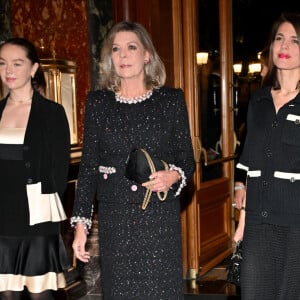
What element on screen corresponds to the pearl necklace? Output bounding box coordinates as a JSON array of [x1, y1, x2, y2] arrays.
[[115, 89, 153, 104]]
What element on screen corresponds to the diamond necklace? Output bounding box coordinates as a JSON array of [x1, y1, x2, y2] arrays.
[[115, 89, 153, 104]]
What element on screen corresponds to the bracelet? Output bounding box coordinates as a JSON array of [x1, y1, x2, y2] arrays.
[[169, 164, 187, 197], [70, 216, 92, 235], [234, 184, 245, 191]]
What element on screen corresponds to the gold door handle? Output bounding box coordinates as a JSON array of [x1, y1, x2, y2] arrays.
[[195, 137, 208, 163], [195, 136, 236, 166]]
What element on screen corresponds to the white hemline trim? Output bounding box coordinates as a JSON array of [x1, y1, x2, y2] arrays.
[[0, 272, 66, 293]]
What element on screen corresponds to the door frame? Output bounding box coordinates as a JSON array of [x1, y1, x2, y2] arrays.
[[173, 0, 235, 278]]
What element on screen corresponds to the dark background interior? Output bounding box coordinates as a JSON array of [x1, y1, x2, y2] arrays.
[[198, 0, 300, 66]]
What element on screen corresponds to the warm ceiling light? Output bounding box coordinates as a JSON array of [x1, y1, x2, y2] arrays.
[[248, 63, 261, 74], [196, 52, 209, 65], [233, 63, 242, 75]]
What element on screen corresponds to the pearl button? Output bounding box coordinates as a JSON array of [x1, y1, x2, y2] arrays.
[[131, 185, 137, 191]]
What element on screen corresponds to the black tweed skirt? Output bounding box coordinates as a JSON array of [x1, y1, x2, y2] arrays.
[[241, 223, 300, 300]]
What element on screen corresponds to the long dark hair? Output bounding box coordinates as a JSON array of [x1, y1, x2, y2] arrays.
[[0, 37, 46, 94], [259, 46, 272, 87], [265, 12, 300, 90]]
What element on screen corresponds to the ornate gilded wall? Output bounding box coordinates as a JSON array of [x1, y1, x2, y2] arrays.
[[10, 0, 89, 144], [2, 0, 113, 145]]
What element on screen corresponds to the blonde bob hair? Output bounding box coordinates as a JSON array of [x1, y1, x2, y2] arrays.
[[99, 21, 166, 91]]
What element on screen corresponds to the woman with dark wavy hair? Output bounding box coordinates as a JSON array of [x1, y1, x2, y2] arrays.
[[236, 12, 300, 299]]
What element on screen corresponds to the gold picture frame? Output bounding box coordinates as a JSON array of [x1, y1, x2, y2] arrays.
[[41, 58, 78, 147]]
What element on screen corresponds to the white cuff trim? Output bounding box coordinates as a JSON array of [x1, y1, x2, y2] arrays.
[[236, 163, 249, 171], [169, 164, 187, 197]]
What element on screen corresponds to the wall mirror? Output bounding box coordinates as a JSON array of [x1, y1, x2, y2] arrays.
[[41, 59, 79, 147]]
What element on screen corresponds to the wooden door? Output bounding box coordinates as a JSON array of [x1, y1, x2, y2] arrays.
[[178, 0, 236, 280]]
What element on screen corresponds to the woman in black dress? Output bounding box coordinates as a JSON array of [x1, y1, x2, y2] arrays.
[[71, 21, 195, 299], [236, 13, 300, 299], [0, 38, 70, 299]]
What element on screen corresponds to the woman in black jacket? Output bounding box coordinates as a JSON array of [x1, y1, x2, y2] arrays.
[[236, 13, 300, 299], [0, 38, 70, 299], [71, 21, 195, 299]]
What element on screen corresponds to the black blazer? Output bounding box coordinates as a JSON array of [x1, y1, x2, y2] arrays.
[[0, 91, 70, 198]]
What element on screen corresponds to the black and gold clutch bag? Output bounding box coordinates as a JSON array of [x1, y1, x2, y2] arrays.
[[125, 148, 168, 209]]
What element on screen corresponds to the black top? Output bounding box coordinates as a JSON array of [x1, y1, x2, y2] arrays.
[[72, 86, 196, 223], [0, 92, 70, 236], [239, 86, 300, 226], [0, 91, 70, 198]]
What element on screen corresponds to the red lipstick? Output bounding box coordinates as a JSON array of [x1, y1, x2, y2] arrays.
[[278, 53, 290, 59]]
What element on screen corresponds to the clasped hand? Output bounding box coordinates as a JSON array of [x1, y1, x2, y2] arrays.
[[142, 170, 179, 192]]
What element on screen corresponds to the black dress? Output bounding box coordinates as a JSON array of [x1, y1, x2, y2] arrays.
[[0, 128, 68, 293], [72, 87, 195, 299]]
